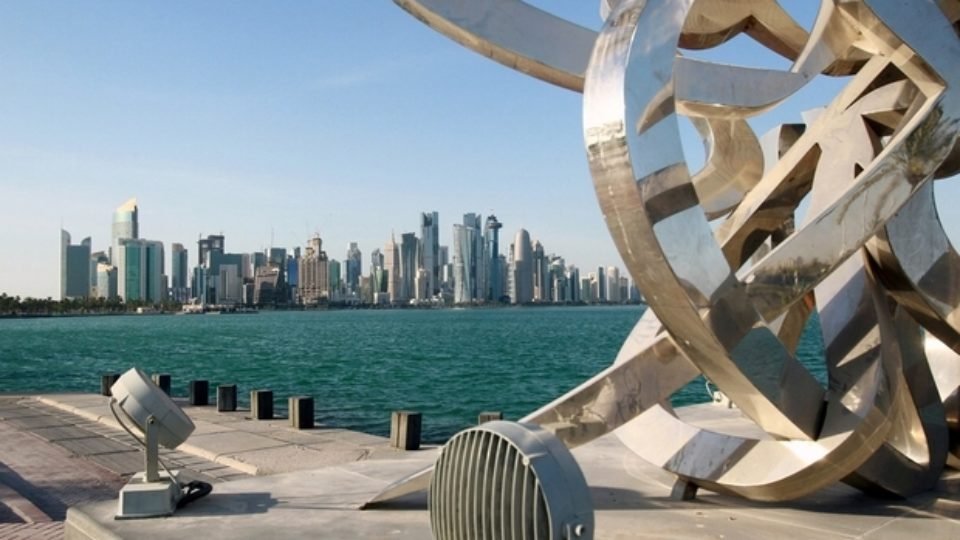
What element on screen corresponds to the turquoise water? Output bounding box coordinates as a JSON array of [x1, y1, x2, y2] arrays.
[[0, 307, 824, 443]]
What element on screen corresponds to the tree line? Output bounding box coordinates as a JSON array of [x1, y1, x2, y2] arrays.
[[0, 293, 182, 316]]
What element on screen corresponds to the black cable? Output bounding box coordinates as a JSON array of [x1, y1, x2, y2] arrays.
[[177, 480, 213, 509]]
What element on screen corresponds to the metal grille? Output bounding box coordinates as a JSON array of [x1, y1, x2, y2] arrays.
[[430, 424, 564, 540]]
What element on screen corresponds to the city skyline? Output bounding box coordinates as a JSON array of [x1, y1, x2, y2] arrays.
[[2, 2, 958, 298], [52, 198, 635, 307]]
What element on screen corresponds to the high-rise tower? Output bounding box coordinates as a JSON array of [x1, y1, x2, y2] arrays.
[[399, 233, 419, 301], [511, 229, 533, 304], [346, 242, 362, 293], [61, 230, 91, 300], [420, 211, 439, 295], [484, 215, 503, 301], [385, 234, 402, 303], [110, 198, 138, 263]]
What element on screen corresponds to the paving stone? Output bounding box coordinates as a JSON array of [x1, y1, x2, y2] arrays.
[[57, 437, 136, 456], [85, 452, 146, 476], [29, 426, 99, 442], [185, 432, 288, 456], [5, 415, 71, 429], [0, 522, 64, 540]]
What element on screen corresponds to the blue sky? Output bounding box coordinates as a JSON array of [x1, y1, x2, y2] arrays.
[[0, 2, 956, 298]]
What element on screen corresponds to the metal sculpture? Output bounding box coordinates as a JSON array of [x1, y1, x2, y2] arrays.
[[378, 0, 960, 502]]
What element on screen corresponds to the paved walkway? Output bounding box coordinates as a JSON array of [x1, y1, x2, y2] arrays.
[[0, 393, 431, 538], [3, 393, 960, 539]]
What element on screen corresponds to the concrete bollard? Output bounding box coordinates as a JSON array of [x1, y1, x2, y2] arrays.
[[217, 384, 237, 412], [288, 396, 314, 429], [151, 373, 171, 395], [100, 373, 120, 397], [390, 410, 422, 451], [188, 380, 209, 406], [250, 390, 273, 420], [478, 411, 503, 424]]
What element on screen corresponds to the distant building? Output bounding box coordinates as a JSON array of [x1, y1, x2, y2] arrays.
[[567, 265, 581, 303], [580, 277, 593, 303], [485, 215, 503, 301], [328, 259, 342, 296], [170, 243, 189, 302], [116, 238, 165, 303], [453, 214, 485, 304], [110, 198, 138, 263], [399, 232, 419, 302], [533, 241, 548, 302], [197, 235, 224, 267], [61, 230, 91, 300], [345, 242, 362, 293], [420, 212, 439, 295], [385, 235, 402, 304], [596, 266, 607, 302], [300, 235, 329, 305], [511, 229, 533, 304], [607, 266, 621, 303], [96, 263, 117, 299], [89, 251, 107, 296], [216, 264, 243, 305], [253, 266, 281, 305]]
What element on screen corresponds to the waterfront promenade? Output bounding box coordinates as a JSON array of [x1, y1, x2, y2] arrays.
[[1, 393, 958, 539]]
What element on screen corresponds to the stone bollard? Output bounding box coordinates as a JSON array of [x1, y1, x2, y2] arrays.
[[289, 396, 314, 429], [100, 373, 120, 397], [478, 411, 503, 424], [151, 373, 171, 395], [250, 390, 273, 420], [188, 380, 209, 406], [217, 384, 237, 412], [390, 410, 422, 451]]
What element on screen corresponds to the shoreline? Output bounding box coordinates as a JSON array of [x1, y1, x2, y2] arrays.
[[0, 300, 646, 320]]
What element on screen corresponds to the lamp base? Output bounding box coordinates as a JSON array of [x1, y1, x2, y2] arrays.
[[115, 470, 182, 520]]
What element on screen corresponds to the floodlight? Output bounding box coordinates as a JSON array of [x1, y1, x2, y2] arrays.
[[429, 421, 594, 540], [110, 367, 207, 519]]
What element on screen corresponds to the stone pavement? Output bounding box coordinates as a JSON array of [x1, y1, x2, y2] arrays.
[[0, 393, 432, 539], [3, 393, 960, 539], [52, 396, 960, 540]]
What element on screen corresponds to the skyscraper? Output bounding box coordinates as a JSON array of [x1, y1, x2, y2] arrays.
[[532, 240, 548, 302], [300, 235, 329, 305], [345, 242, 362, 293], [197, 235, 224, 268], [484, 215, 503, 301], [328, 259, 341, 297], [511, 229, 533, 304], [110, 198, 138, 263], [607, 266, 621, 303], [453, 213, 485, 304], [420, 211, 439, 295], [385, 235, 402, 303], [400, 232, 419, 302], [597, 266, 607, 302], [96, 263, 117, 299], [61, 230, 91, 300], [116, 239, 164, 303], [170, 243, 189, 302]]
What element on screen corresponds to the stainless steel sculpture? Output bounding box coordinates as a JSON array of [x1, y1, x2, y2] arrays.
[[380, 0, 960, 502]]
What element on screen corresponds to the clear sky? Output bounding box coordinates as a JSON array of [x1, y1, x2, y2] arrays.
[[1, 2, 957, 299]]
